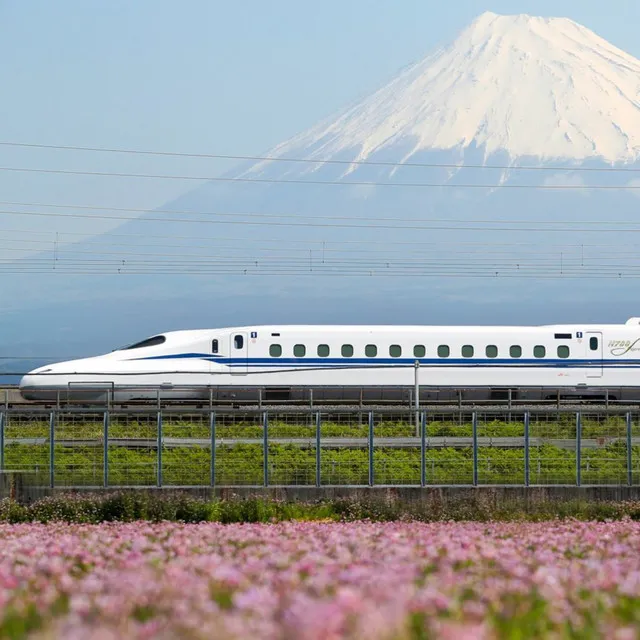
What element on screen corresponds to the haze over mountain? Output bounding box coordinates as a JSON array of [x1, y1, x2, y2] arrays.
[[3, 10, 640, 372]]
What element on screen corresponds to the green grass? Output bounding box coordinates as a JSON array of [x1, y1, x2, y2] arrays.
[[2, 491, 640, 524]]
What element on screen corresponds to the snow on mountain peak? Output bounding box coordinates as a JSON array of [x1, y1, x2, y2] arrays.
[[257, 12, 640, 170]]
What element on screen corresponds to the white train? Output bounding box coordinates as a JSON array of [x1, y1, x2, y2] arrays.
[[18, 318, 640, 403]]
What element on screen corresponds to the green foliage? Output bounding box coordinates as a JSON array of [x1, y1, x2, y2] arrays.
[[1, 492, 640, 525]]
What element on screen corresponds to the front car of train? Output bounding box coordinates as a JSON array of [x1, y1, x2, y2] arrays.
[[19, 330, 221, 402]]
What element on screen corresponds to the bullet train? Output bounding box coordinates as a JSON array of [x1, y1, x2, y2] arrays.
[[18, 318, 640, 403]]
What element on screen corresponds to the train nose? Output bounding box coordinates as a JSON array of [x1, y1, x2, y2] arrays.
[[19, 367, 54, 400]]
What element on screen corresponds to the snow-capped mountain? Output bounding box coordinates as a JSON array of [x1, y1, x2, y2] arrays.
[[249, 11, 640, 174]]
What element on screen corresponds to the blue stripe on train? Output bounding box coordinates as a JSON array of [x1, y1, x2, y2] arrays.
[[130, 354, 639, 368]]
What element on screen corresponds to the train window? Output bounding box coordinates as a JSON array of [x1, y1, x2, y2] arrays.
[[293, 344, 306, 357], [121, 335, 166, 350], [318, 344, 330, 357], [269, 344, 282, 357], [438, 345, 450, 358], [365, 344, 377, 357], [510, 345, 522, 358], [534, 345, 546, 358], [342, 344, 354, 358], [486, 345, 498, 359], [234, 335, 244, 350], [557, 345, 570, 359], [389, 345, 402, 358], [413, 345, 426, 358], [212, 339, 219, 354], [590, 337, 599, 351], [461, 345, 474, 358]]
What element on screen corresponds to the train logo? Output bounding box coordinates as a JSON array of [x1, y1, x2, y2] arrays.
[[609, 338, 640, 356]]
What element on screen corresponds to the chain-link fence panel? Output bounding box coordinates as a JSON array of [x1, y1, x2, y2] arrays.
[[320, 412, 369, 485], [373, 412, 420, 485], [214, 412, 264, 486], [161, 413, 211, 486], [528, 413, 576, 485], [4, 412, 50, 486], [267, 413, 316, 486], [424, 412, 474, 485], [54, 412, 105, 487], [580, 413, 627, 485], [477, 412, 525, 485], [108, 413, 159, 486]]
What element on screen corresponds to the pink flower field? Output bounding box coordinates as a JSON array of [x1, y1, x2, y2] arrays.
[[0, 520, 639, 639]]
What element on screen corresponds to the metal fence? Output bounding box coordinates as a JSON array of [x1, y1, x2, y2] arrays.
[[0, 408, 639, 488]]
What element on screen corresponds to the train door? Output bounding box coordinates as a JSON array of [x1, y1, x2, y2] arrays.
[[585, 331, 603, 378], [230, 332, 248, 374]]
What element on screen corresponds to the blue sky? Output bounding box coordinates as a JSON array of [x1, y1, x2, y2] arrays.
[[1, 0, 639, 246]]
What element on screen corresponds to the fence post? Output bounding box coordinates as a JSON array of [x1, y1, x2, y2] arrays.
[[0, 412, 5, 473], [420, 411, 426, 487], [49, 411, 55, 489], [414, 361, 420, 437], [524, 411, 530, 487], [263, 411, 269, 487], [627, 412, 632, 487], [157, 411, 163, 488], [472, 412, 478, 486], [576, 412, 581, 487], [210, 412, 216, 488], [103, 411, 109, 488], [315, 412, 321, 488], [368, 411, 374, 487]]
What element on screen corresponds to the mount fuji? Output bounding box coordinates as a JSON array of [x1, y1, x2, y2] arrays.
[[3, 11, 640, 363]]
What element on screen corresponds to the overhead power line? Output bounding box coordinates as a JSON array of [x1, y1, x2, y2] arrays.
[[4, 223, 640, 250], [4, 200, 640, 227], [4, 207, 640, 233], [1, 140, 639, 173], [1, 166, 639, 190]]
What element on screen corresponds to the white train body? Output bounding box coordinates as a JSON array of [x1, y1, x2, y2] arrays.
[[18, 318, 640, 402]]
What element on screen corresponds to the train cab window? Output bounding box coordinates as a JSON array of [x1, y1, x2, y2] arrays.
[[121, 335, 166, 350], [590, 337, 599, 351], [557, 345, 570, 359], [413, 345, 426, 358], [389, 345, 402, 358], [318, 344, 330, 357], [212, 339, 219, 354], [486, 345, 498, 359], [510, 345, 522, 358], [294, 344, 306, 357], [234, 335, 244, 350], [534, 345, 546, 358], [461, 345, 474, 358], [342, 344, 354, 358], [438, 345, 450, 358], [269, 344, 282, 357], [365, 344, 377, 357]]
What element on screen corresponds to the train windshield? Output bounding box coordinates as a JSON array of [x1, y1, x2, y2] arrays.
[[116, 335, 166, 351]]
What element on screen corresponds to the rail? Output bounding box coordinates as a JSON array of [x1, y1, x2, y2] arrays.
[[0, 407, 639, 488], [4, 384, 640, 411]]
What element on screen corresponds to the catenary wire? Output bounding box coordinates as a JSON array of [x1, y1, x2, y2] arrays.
[[4, 208, 640, 233], [4, 200, 640, 227], [1, 165, 640, 189], [1, 140, 639, 173]]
